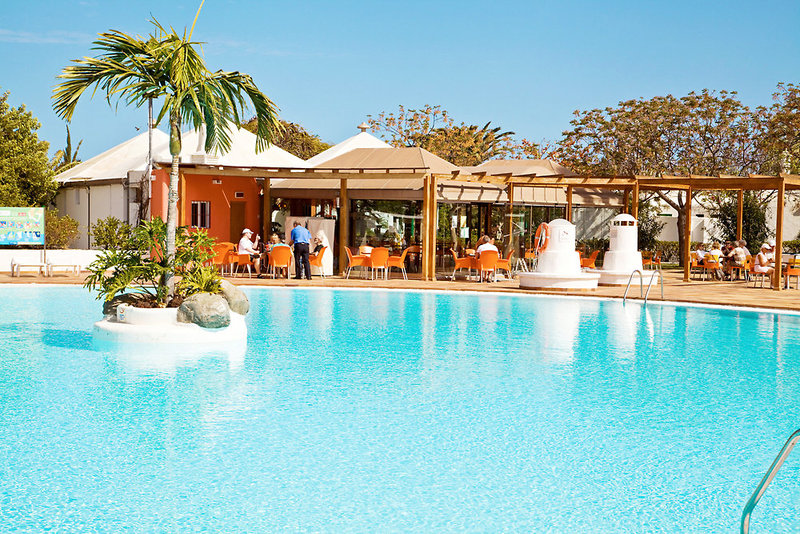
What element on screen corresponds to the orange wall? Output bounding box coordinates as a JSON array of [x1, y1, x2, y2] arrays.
[[150, 170, 262, 243]]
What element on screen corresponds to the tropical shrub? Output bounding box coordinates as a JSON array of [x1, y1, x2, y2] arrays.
[[179, 265, 222, 296], [90, 216, 133, 250], [84, 217, 217, 306], [45, 208, 79, 249]]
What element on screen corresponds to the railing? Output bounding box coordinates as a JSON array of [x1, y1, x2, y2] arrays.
[[623, 269, 663, 303], [741, 428, 800, 534]]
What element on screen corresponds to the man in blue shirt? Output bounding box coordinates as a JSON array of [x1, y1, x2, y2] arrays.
[[289, 221, 313, 279]]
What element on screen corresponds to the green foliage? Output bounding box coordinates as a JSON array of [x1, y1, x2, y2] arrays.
[[637, 200, 666, 252], [706, 191, 771, 248], [243, 118, 330, 159], [367, 105, 551, 166], [44, 208, 79, 249], [178, 265, 222, 296], [50, 124, 83, 173], [0, 90, 57, 206], [84, 217, 216, 305], [90, 216, 133, 250]]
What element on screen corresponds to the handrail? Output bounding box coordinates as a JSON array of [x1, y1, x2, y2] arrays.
[[643, 269, 664, 303], [622, 270, 643, 303], [741, 428, 800, 534]]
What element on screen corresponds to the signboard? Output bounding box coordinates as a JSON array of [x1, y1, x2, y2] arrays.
[[0, 207, 45, 246]]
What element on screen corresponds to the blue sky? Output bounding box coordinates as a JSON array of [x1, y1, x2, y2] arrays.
[[2, 0, 798, 159]]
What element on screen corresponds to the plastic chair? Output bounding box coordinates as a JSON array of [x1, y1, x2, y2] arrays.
[[496, 249, 514, 277], [650, 251, 662, 270], [748, 255, 770, 288], [450, 248, 474, 280], [642, 251, 653, 269], [345, 247, 369, 279], [784, 257, 800, 289], [211, 242, 235, 276], [309, 246, 327, 279], [581, 250, 599, 269], [388, 247, 409, 280], [369, 247, 390, 280], [702, 254, 722, 281], [269, 245, 292, 279], [729, 255, 748, 282], [477, 249, 499, 283], [235, 254, 255, 278]]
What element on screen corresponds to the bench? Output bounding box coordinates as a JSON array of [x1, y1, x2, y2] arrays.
[[10, 259, 47, 277]]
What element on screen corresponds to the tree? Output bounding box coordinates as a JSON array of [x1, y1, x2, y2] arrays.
[[368, 105, 541, 166], [558, 90, 773, 264], [242, 118, 330, 159], [766, 83, 800, 174], [707, 191, 771, 247], [0, 90, 57, 207], [50, 124, 83, 173], [53, 7, 280, 301]]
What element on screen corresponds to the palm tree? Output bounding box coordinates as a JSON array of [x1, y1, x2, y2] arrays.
[[52, 8, 280, 295]]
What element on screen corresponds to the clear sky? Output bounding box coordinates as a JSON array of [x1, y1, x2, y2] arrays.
[[2, 0, 798, 159]]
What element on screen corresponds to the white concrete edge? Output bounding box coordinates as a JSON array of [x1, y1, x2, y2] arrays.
[[2, 282, 799, 317]]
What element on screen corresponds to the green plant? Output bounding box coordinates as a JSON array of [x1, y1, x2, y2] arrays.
[[707, 191, 772, 248], [45, 208, 79, 249], [84, 217, 216, 305], [179, 265, 222, 296], [53, 7, 280, 294], [90, 216, 133, 250]]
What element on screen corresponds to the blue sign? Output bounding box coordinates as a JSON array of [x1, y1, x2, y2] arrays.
[[0, 207, 45, 245]]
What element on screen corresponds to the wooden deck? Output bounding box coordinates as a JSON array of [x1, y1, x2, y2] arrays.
[[4, 269, 799, 313]]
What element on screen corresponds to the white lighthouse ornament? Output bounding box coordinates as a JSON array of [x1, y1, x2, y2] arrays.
[[596, 214, 657, 286]]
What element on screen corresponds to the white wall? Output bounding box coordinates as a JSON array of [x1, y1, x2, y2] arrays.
[[55, 183, 127, 248]]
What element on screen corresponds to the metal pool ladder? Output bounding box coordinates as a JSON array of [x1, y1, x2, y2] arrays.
[[741, 428, 800, 534], [622, 269, 663, 303]]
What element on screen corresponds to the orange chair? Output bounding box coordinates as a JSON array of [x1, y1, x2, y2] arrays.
[[702, 254, 722, 281], [650, 251, 662, 270], [729, 255, 748, 282], [269, 245, 292, 279], [581, 250, 600, 269], [747, 255, 771, 288], [450, 248, 474, 280], [388, 247, 410, 280], [235, 254, 255, 278], [496, 249, 514, 277], [345, 247, 369, 279], [784, 257, 800, 289], [309, 246, 327, 279], [690, 252, 702, 280], [477, 249, 499, 283], [369, 247, 390, 279], [211, 242, 235, 276]]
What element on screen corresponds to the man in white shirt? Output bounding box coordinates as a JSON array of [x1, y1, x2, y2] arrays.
[[475, 235, 498, 258], [238, 228, 262, 275]]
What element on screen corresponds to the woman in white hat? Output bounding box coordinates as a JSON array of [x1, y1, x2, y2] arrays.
[[753, 242, 775, 284]]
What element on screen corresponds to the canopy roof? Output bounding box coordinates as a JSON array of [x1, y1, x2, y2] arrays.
[[305, 129, 390, 167], [314, 147, 460, 174], [55, 130, 171, 183], [466, 159, 578, 178], [172, 126, 306, 169]]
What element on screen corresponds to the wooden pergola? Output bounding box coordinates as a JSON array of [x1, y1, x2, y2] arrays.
[[637, 173, 800, 290]]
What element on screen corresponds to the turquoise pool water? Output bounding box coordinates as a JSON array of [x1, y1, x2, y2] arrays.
[[0, 285, 798, 532]]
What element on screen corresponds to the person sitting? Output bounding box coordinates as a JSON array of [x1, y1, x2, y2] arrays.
[[695, 243, 708, 264], [268, 233, 287, 251], [474, 235, 497, 259], [739, 239, 751, 258], [238, 228, 262, 275], [754, 243, 775, 284], [725, 240, 748, 280]]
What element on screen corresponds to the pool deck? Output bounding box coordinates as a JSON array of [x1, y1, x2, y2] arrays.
[[3, 269, 799, 312]]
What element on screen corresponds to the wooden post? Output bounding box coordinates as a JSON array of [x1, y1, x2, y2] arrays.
[[178, 171, 186, 226], [683, 187, 692, 282], [736, 189, 744, 241], [773, 179, 785, 291], [623, 189, 630, 214], [507, 183, 515, 253], [566, 186, 573, 222], [338, 179, 349, 275], [631, 183, 639, 220], [261, 178, 271, 239], [421, 175, 438, 281]]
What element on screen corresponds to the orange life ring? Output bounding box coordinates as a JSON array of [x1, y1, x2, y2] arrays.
[[534, 222, 550, 254]]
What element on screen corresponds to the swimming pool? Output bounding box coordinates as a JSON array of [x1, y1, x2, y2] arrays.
[[0, 285, 798, 531]]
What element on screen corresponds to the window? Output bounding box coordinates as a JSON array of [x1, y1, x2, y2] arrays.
[[191, 201, 211, 228]]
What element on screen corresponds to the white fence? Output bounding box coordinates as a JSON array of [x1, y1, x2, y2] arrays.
[[0, 249, 102, 273]]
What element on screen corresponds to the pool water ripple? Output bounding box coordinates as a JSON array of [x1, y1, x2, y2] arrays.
[[0, 285, 798, 532]]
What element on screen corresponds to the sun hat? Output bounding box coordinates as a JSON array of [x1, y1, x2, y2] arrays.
[[767, 238, 776, 247], [242, 228, 252, 234], [761, 243, 770, 250]]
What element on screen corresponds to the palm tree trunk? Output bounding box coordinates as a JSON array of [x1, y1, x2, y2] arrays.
[[164, 116, 181, 302]]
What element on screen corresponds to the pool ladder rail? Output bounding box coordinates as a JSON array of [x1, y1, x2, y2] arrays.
[[741, 428, 800, 534], [622, 269, 663, 303]]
